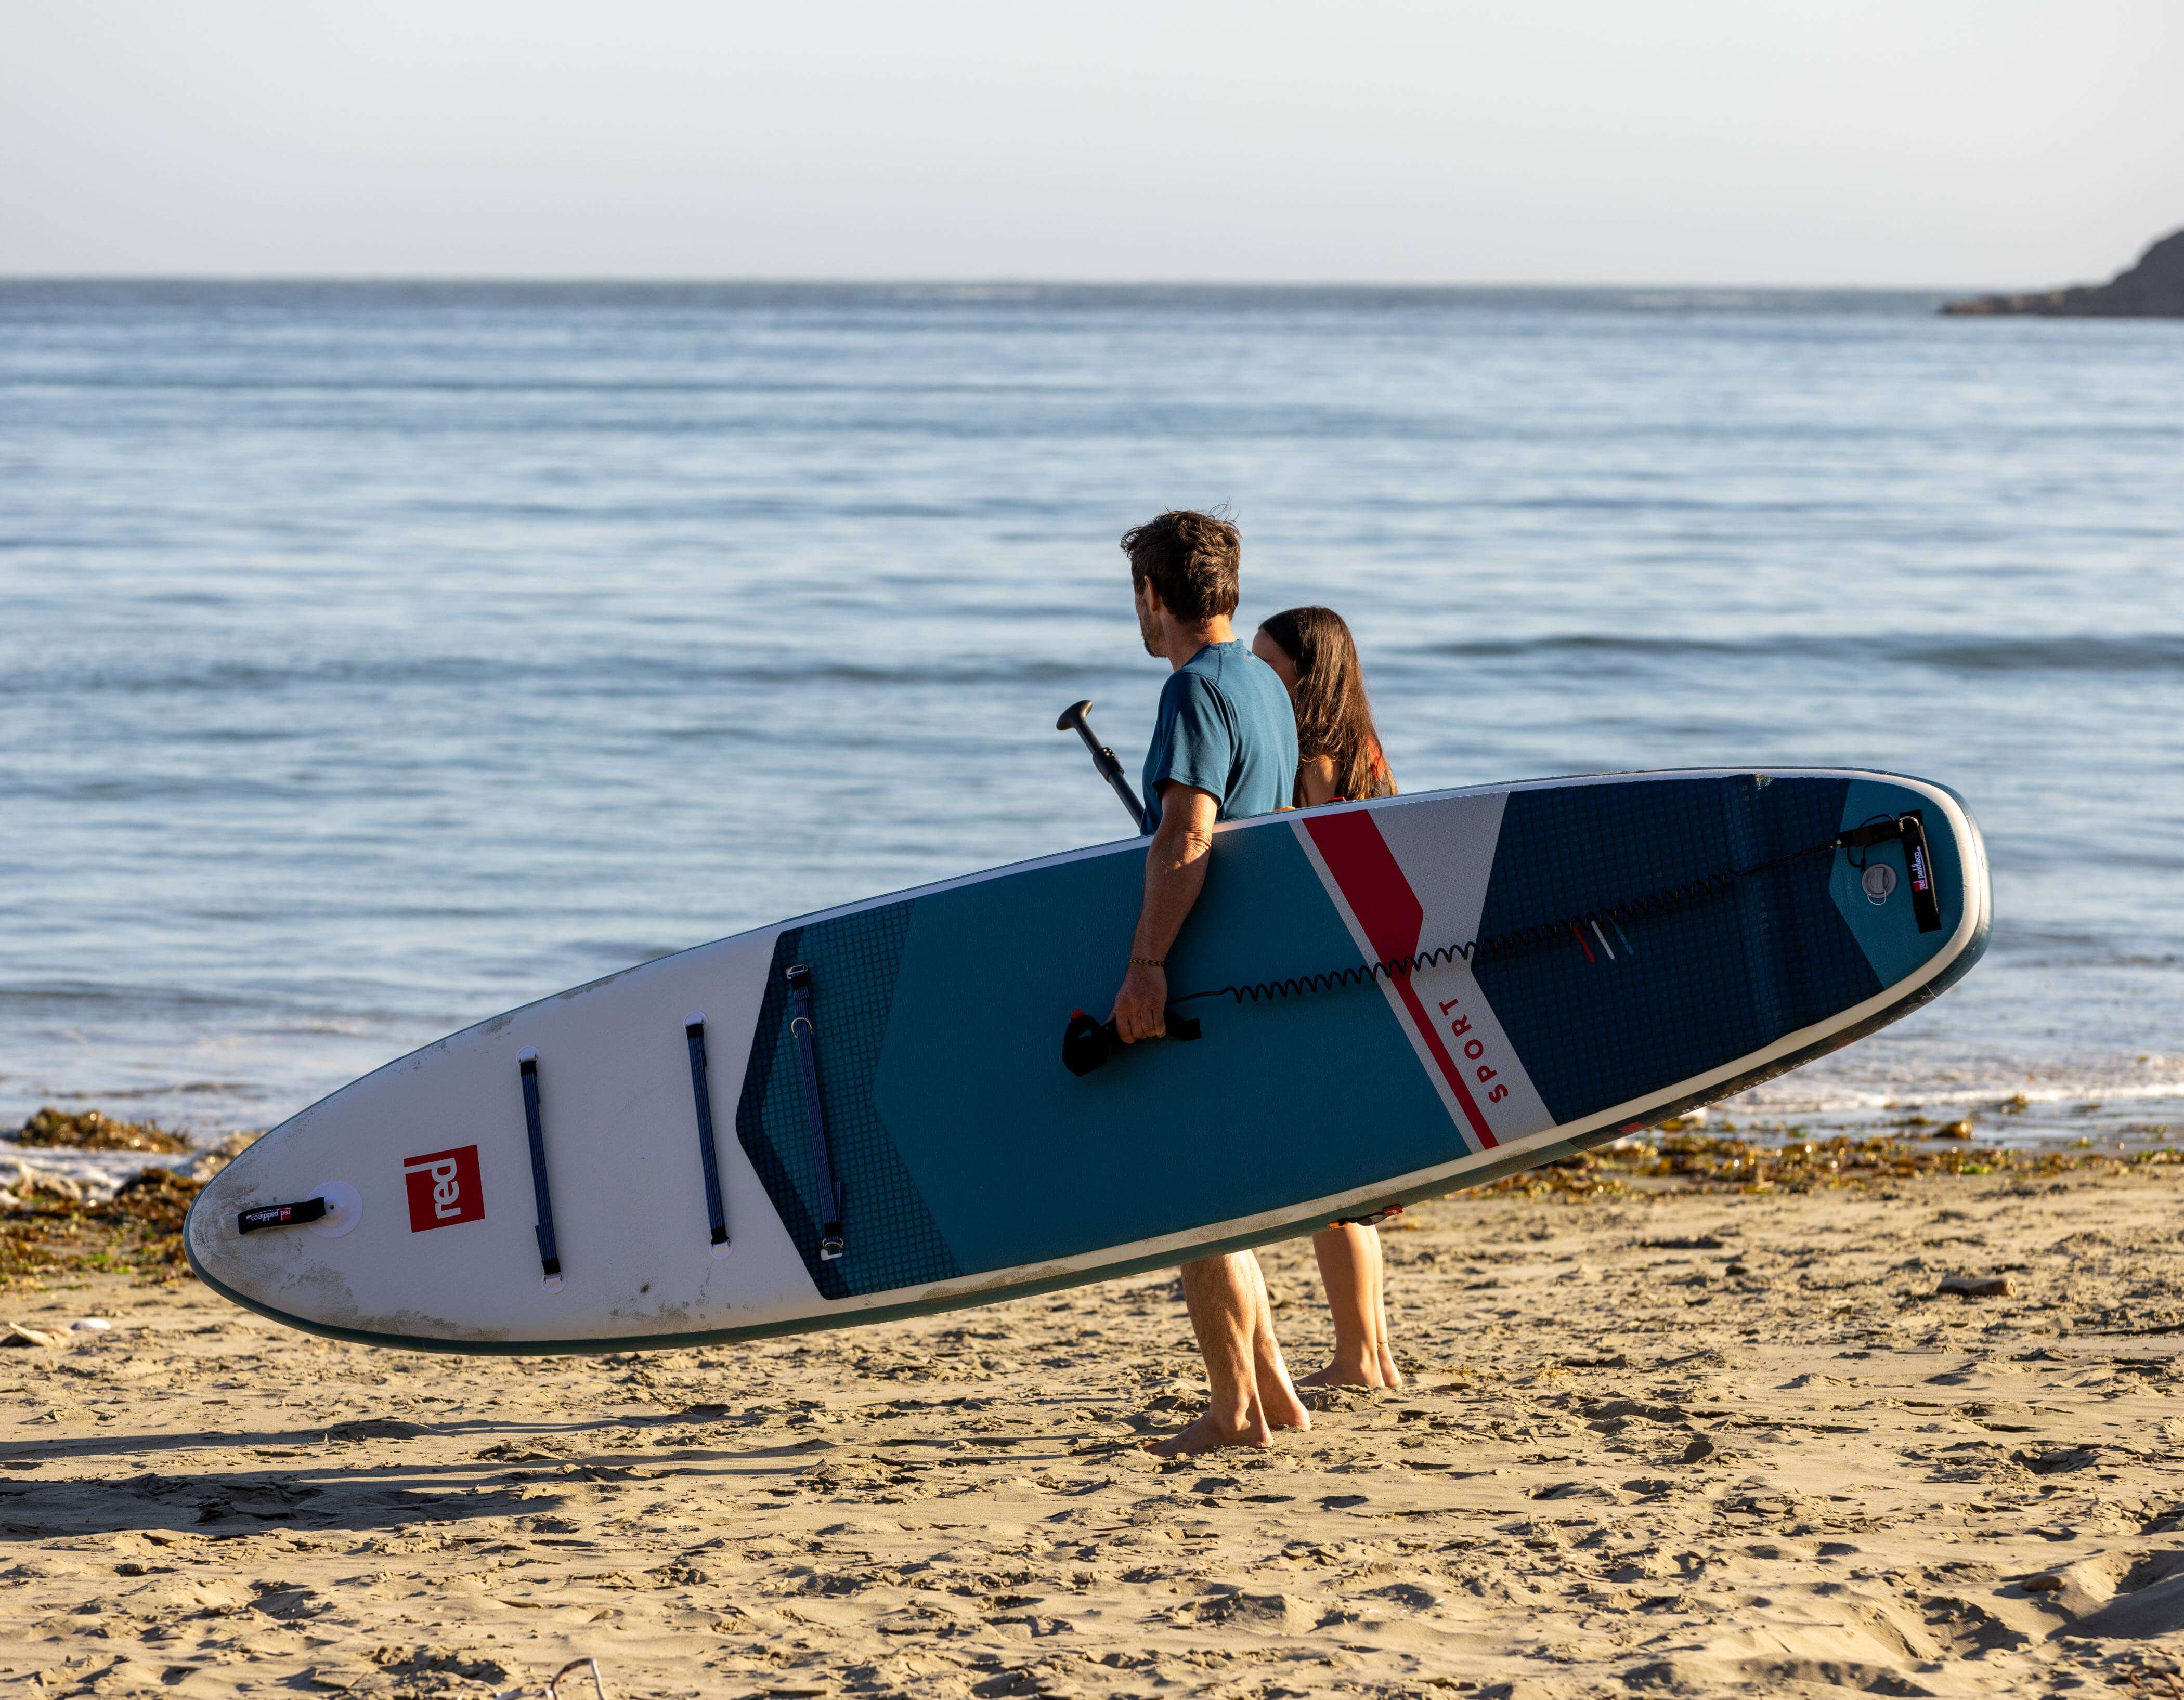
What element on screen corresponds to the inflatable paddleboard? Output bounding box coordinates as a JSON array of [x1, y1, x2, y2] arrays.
[[187, 769, 1989, 1353]]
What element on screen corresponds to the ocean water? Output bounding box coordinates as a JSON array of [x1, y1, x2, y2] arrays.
[[3, 281, 2180, 1157]]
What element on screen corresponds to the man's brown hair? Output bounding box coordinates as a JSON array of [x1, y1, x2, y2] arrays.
[[1120, 509, 1241, 625]]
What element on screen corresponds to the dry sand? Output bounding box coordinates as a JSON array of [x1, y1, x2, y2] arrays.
[[5, 1158, 2182, 1699]]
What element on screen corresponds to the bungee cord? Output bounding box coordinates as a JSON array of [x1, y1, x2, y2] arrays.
[[1062, 812, 1934, 1076]]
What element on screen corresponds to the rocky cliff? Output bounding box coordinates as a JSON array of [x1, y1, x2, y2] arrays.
[[1942, 227, 2184, 317]]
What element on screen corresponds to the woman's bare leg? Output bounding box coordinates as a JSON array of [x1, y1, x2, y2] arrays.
[[1367, 1227, 1403, 1387], [1301, 1223, 1388, 1387]]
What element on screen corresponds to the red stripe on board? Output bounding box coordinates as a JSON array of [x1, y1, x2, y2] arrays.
[[1303, 812, 1499, 1149]]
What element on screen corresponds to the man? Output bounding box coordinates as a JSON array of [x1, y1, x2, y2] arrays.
[[1107, 508, 1309, 1458]]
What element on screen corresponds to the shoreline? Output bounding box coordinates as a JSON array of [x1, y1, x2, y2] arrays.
[[5, 1140, 2183, 1694], [5, 1086, 2177, 1202], [5, 1108, 2182, 1286]]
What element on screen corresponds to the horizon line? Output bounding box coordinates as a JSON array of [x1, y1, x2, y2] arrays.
[[0, 272, 1972, 294]]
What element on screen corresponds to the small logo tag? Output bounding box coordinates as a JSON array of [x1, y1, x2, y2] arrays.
[[1862, 863, 1897, 905], [403, 1146, 484, 1232]]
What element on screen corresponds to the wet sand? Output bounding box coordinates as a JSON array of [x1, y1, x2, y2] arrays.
[[4, 1158, 2182, 1698]]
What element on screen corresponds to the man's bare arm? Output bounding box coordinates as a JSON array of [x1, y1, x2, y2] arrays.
[[1110, 783, 1219, 1043]]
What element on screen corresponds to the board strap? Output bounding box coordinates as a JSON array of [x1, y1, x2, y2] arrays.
[[684, 1016, 731, 1250], [237, 1196, 327, 1234], [1890, 810, 1944, 934], [785, 964, 846, 1261], [517, 1050, 564, 1289]]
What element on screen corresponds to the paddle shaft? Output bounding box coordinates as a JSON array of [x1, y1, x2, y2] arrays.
[[1056, 699, 1148, 833]]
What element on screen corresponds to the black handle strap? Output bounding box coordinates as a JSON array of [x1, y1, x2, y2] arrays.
[[1061, 1008, 1204, 1076], [1841, 810, 1943, 932], [785, 964, 846, 1260], [238, 1197, 327, 1234], [518, 1050, 564, 1286], [684, 1016, 731, 1249], [1898, 811, 1944, 934]]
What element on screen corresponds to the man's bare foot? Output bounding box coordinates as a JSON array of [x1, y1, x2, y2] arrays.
[[1144, 1408, 1273, 1457], [1261, 1376, 1312, 1430]]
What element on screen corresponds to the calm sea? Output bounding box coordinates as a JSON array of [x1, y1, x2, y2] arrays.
[[4, 281, 2180, 1159]]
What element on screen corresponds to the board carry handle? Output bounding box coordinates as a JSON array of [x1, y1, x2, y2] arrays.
[[1897, 810, 1943, 934], [237, 1196, 328, 1234], [1061, 1008, 1204, 1077], [1837, 810, 1942, 933], [785, 964, 846, 1261], [684, 1013, 732, 1254], [518, 1049, 565, 1290], [1057, 699, 1148, 834]]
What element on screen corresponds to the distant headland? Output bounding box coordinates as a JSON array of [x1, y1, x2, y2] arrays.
[[1942, 226, 2184, 317]]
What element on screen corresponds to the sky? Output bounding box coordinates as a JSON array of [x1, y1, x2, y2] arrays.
[[3, 0, 2179, 286]]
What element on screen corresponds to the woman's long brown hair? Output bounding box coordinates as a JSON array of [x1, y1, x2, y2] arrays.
[[1257, 606, 1396, 806]]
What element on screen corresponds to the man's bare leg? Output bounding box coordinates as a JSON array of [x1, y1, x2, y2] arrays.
[[1148, 1252, 1307, 1456], [1242, 1249, 1310, 1431]]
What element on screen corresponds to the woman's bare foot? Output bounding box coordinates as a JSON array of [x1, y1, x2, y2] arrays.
[[1308, 1223, 1404, 1390], [1298, 1354, 1387, 1389]]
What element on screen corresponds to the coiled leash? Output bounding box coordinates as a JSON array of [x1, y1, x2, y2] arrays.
[[1061, 810, 1940, 1076]]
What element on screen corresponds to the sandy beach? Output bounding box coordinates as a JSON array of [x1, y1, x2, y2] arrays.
[[5, 1142, 2181, 1698], [7, 7, 2181, 1695]]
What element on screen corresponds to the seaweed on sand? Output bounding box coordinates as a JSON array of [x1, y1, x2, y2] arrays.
[[1482, 1130, 2180, 1200], [14, 1105, 191, 1154], [1, 1165, 205, 1286]]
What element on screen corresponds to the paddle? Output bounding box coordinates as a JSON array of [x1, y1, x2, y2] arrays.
[[1055, 699, 1199, 1072], [1055, 699, 1148, 834]]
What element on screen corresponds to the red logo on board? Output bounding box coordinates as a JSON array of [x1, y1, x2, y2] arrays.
[[403, 1146, 484, 1232]]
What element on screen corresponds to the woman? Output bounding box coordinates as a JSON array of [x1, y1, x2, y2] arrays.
[[1250, 606, 1403, 1390]]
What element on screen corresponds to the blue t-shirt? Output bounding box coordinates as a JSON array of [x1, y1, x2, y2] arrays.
[[1140, 640, 1299, 834]]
